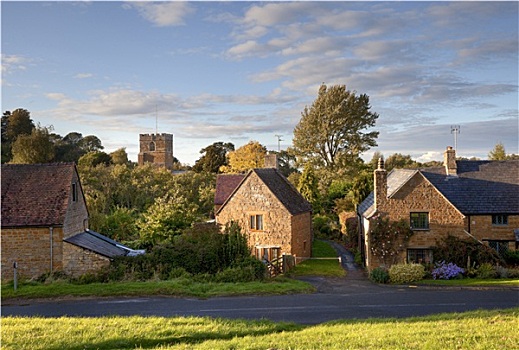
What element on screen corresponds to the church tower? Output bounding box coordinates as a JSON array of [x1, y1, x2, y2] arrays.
[[138, 133, 174, 170]]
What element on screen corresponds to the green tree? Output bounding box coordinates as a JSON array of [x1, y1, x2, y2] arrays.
[[292, 84, 379, 171], [193, 141, 234, 173], [488, 142, 507, 160], [10, 125, 54, 164], [137, 195, 198, 247], [2, 109, 35, 163], [110, 147, 129, 165], [220, 141, 267, 173], [276, 150, 298, 177], [297, 164, 320, 211], [79, 135, 104, 153], [78, 151, 112, 168], [385, 153, 419, 171]]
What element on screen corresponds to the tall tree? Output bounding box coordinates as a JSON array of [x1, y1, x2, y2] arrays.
[[488, 142, 507, 160], [2, 109, 35, 163], [220, 141, 267, 173], [292, 84, 379, 172], [385, 153, 419, 171], [110, 147, 129, 165], [297, 164, 320, 211], [10, 126, 54, 164], [193, 141, 234, 173]]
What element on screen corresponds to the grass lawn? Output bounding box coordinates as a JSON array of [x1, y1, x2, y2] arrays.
[[2, 308, 517, 349], [290, 240, 345, 277], [1, 277, 314, 301], [417, 278, 519, 287]]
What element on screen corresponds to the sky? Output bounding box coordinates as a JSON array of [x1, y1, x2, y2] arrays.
[[2, 1, 518, 165]]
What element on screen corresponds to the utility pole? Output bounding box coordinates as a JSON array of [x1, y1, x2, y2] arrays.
[[451, 125, 460, 151], [275, 135, 283, 152]]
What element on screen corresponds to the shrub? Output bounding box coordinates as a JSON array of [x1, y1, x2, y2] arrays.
[[369, 267, 389, 284], [431, 261, 464, 280], [388, 264, 425, 284], [503, 250, 519, 267], [476, 263, 497, 279], [433, 235, 503, 268]]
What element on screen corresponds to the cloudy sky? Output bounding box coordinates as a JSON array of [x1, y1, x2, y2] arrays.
[[2, 1, 518, 165]]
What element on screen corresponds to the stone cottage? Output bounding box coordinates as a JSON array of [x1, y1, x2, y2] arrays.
[[215, 166, 312, 263], [1, 163, 140, 281], [358, 147, 519, 270]]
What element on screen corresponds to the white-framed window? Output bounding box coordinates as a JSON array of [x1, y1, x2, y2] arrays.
[[410, 212, 429, 230], [407, 249, 433, 264], [492, 215, 508, 226], [249, 214, 264, 231]]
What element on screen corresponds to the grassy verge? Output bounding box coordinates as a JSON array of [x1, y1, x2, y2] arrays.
[[1, 277, 314, 301], [416, 278, 519, 287], [290, 240, 345, 277], [2, 308, 517, 349]]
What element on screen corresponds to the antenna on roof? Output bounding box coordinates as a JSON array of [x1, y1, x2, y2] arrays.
[[451, 125, 460, 152], [155, 105, 158, 134], [275, 134, 283, 152]]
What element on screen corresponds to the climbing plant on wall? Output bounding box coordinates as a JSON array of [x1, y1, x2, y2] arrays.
[[369, 216, 414, 266]]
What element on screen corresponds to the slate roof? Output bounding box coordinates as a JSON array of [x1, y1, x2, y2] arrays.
[[64, 229, 144, 258], [358, 160, 519, 217], [1, 163, 77, 227], [421, 160, 519, 214], [216, 168, 312, 216], [214, 174, 245, 205]]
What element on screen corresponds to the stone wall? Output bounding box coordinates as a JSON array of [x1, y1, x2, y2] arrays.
[[216, 172, 311, 261], [137, 133, 174, 169], [1, 227, 64, 280], [63, 243, 110, 277], [63, 169, 89, 239], [469, 214, 519, 250], [366, 172, 466, 270]]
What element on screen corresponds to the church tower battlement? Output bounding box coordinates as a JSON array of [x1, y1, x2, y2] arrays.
[[138, 133, 174, 170]]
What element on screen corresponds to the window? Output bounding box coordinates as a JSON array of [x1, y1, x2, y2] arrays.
[[407, 249, 433, 264], [488, 240, 509, 256], [492, 215, 508, 226], [250, 214, 264, 231], [71, 183, 78, 202], [149, 142, 156, 151], [410, 212, 429, 230]]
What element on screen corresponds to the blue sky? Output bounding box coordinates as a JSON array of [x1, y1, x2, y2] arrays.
[[2, 1, 518, 165]]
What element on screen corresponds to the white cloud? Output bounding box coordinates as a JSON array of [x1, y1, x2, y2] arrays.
[[74, 73, 93, 79], [124, 1, 194, 27], [1, 54, 29, 73]]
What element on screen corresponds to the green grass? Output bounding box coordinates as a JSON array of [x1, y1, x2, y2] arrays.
[[290, 240, 346, 277], [1, 277, 314, 301], [417, 278, 519, 287], [2, 308, 517, 349]]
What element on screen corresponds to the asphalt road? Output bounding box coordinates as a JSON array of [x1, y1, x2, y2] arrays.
[[3, 281, 518, 324]]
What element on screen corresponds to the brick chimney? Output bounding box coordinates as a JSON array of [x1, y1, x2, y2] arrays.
[[374, 157, 387, 210], [444, 146, 457, 176], [264, 153, 279, 169]]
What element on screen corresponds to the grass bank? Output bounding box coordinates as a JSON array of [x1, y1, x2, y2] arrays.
[[1, 277, 314, 301], [290, 240, 345, 277], [2, 308, 517, 349], [416, 278, 519, 287]]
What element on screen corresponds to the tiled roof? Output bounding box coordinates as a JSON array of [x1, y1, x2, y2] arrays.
[[64, 229, 144, 258], [1, 163, 76, 227], [214, 174, 245, 205], [251, 168, 312, 215], [421, 160, 519, 214], [358, 160, 519, 217]]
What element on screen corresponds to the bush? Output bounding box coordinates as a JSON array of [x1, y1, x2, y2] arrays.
[[431, 261, 464, 280], [433, 235, 503, 268], [476, 263, 497, 279], [503, 250, 519, 267], [388, 264, 425, 284], [369, 267, 389, 284]]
